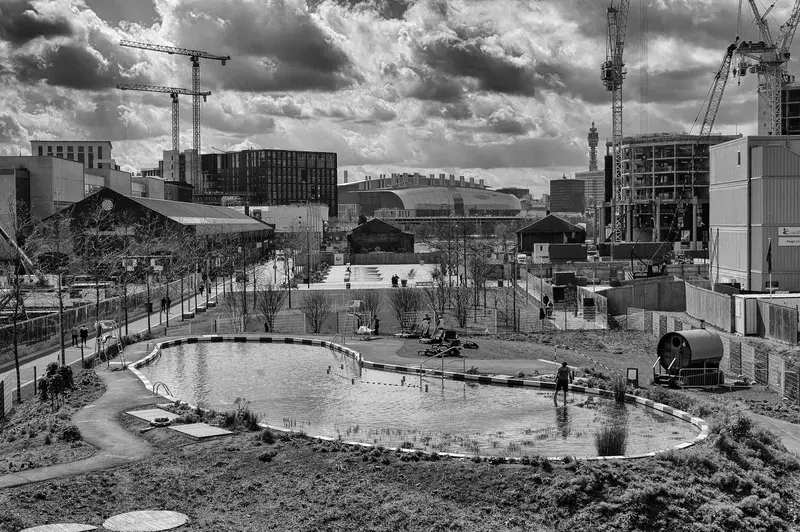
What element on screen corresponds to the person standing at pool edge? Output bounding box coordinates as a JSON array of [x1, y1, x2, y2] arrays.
[[554, 361, 572, 406]]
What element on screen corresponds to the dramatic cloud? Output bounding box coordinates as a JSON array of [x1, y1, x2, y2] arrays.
[[0, 0, 775, 194]]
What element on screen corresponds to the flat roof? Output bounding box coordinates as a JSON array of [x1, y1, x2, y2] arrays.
[[31, 140, 114, 149]]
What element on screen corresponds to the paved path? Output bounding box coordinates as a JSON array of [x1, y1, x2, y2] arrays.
[[0, 344, 156, 489], [1, 283, 220, 398], [748, 412, 800, 456]]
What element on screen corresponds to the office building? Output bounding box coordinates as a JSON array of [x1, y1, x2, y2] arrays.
[[496, 187, 530, 199], [575, 170, 605, 204], [30, 140, 117, 170], [197, 149, 338, 217], [710, 135, 800, 291], [0, 156, 85, 221], [549, 175, 585, 213], [616, 133, 740, 250], [160, 149, 200, 188]]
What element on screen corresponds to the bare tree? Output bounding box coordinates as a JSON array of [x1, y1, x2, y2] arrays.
[[26, 212, 79, 364], [256, 283, 287, 332], [351, 288, 382, 328], [303, 291, 332, 333], [0, 195, 39, 402], [422, 266, 450, 316], [387, 287, 424, 332], [451, 285, 472, 328], [220, 289, 247, 333]]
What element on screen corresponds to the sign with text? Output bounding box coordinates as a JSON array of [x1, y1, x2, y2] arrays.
[[778, 227, 800, 237], [778, 237, 800, 247], [334, 253, 344, 266]]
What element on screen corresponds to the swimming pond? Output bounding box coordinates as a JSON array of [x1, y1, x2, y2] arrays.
[[136, 341, 700, 458]]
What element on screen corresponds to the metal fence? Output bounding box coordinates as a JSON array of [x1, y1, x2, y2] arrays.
[[400, 309, 498, 336]]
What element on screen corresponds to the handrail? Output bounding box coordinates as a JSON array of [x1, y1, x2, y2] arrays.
[[331, 333, 346, 346], [419, 346, 462, 388], [152, 381, 172, 397]]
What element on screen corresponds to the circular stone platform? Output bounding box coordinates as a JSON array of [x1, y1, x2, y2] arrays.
[[102, 511, 188, 532], [20, 525, 97, 532]]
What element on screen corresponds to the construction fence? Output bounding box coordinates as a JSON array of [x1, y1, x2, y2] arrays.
[[685, 283, 735, 333], [627, 307, 796, 400], [756, 299, 799, 345]]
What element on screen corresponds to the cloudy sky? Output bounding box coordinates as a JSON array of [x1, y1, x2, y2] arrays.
[[0, 0, 790, 195]]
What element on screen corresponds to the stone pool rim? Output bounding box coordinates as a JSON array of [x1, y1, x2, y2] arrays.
[[129, 335, 710, 461]]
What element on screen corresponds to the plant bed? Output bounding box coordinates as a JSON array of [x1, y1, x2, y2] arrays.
[[0, 370, 105, 475]]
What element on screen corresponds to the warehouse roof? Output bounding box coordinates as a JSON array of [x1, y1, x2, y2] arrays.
[[517, 214, 585, 235], [358, 186, 521, 211]]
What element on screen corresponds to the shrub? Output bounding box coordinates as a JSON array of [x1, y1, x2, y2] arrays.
[[60, 425, 82, 442], [541, 459, 553, 473], [58, 365, 74, 389], [610, 375, 627, 403], [257, 429, 276, 444], [595, 418, 628, 457], [258, 450, 277, 462]]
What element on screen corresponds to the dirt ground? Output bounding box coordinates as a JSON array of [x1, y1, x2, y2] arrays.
[[0, 370, 105, 475], [2, 407, 799, 532]]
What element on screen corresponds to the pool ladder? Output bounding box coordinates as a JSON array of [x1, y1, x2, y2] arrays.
[[418, 346, 465, 389], [152, 382, 173, 398], [331, 333, 346, 346]]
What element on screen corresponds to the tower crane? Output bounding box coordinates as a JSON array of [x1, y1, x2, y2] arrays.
[[634, 40, 740, 277], [119, 41, 230, 190], [601, 0, 631, 245], [735, 0, 800, 135], [116, 84, 211, 153]]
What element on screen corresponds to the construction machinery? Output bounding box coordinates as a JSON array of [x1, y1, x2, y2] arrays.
[[0, 222, 40, 319], [735, 0, 800, 135], [119, 41, 230, 189], [632, 40, 741, 277], [116, 84, 211, 153], [601, 0, 631, 245]]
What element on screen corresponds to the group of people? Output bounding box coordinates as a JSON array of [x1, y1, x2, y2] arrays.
[[70, 325, 90, 347], [160, 296, 172, 313], [419, 313, 444, 338]]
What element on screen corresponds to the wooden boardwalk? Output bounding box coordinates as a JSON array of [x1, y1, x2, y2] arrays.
[[20, 525, 96, 532], [103, 510, 188, 531], [125, 409, 180, 423], [167, 422, 233, 440]]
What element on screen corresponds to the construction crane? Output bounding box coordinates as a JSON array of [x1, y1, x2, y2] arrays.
[[735, 0, 800, 135], [601, 0, 631, 245], [633, 40, 740, 277], [116, 84, 211, 153], [119, 41, 230, 190]]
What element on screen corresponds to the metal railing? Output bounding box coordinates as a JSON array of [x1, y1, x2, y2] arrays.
[[418, 346, 463, 389]]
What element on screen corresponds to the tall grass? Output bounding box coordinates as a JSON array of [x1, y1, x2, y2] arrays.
[[611, 375, 628, 403], [595, 416, 628, 457]]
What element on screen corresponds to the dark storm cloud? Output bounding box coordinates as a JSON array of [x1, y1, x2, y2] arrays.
[[13, 44, 119, 90], [406, 73, 466, 102], [556, 0, 741, 49], [0, 0, 73, 47], [420, 135, 584, 169], [416, 39, 535, 96], [75, 95, 165, 141], [171, 0, 360, 93]]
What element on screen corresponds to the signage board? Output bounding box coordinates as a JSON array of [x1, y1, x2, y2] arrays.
[[777, 237, 800, 247], [334, 253, 344, 266], [778, 227, 800, 237]]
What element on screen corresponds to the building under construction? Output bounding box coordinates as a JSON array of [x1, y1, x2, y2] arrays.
[[608, 132, 740, 252]]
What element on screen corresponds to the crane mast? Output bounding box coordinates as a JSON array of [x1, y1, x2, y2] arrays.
[[736, 0, 800, 135], [601, 0, 631, 245], [116, 84, 211, 153], [119, 41, 230, 192]]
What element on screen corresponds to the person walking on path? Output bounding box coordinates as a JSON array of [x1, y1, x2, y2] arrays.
[[79, 324, 88, 347], [71, 325, 79, 347], [373, 316, 380, 336], [160, 296, 167, 313], [199, 284, 204, 296], [165, 296, 172, 312], [554, 361, 573, 406], [421, 314, 431, 338]]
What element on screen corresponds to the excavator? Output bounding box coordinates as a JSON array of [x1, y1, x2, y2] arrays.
[[631, 39, 740, 278]]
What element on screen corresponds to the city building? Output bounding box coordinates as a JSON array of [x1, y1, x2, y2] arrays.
[[30, 140, 117, 170], [574, 170, 605, 205], [495, 187, 529, 199], [0, 156, 85, 221], [228, 204, 328, 234], [196, 149, 338, 217], [337, 173, 517, 218], [588, 121, 600, 171], [614, 133, 740, 250], [516, 215, 587, 263], [710, 135, 800, 291], [549, 175, 585, 213], [141, 167, 162, 178], [160, 149, 199, 187], [131, 175, 165, 199]]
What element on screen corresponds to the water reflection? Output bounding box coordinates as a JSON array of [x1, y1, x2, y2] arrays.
[[555, 406, 571, 438]]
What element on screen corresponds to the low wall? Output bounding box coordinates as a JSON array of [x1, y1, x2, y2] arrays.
[[600, 278, 686, 316], [685, 283, 735, 333], [757, 300, 799, 345], [349, 252, 432, 265]]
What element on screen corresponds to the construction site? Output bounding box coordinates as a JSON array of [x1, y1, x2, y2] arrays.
[[598, 0, 800, 279]]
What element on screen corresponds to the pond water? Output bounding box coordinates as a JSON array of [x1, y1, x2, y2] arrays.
[[137, 342, 699, 457]]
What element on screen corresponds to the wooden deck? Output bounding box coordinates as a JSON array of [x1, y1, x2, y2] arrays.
[[167, 422, 233, 440], [20, 525, 97, 532], [125, 409, 180, 423], [102, 510, 188, 531]]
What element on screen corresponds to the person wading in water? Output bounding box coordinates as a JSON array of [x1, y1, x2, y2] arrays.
[[554, 361, 573, 406]]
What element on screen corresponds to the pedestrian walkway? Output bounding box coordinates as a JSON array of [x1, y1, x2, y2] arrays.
[[516, 279, 602, 330], [1, 283, 219, 400], [0, 344, 155, 489]]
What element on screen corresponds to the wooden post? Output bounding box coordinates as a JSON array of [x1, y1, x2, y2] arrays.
[[33, 366, 37, 396]]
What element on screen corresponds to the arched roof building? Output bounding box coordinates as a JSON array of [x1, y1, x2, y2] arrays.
[[338, 183, 521, 217]]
